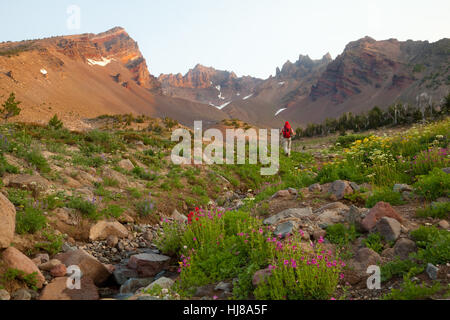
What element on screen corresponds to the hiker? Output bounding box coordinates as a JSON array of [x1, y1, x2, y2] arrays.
[[281, 121, 295, 157]]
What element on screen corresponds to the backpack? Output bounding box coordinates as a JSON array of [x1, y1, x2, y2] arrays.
[[282, 126, 291, 139]]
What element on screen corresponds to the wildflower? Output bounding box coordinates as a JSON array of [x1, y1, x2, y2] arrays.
[[318, 236, 324, 244], [213, 296, 218, 300], [340, 274, 345, 280]]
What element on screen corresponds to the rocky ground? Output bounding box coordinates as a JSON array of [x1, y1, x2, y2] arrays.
[[0, 121, 448, 301]]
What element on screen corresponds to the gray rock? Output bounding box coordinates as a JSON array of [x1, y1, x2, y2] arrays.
[[350, 182, 360, 192], [308, 183, 322, 193], [274, 222, 295, 239], [106, 235, 119, 248], [330, 180, 353, 200], [393, 184, 413, 193], [120, 278, 155, 294], [143, 277, 174, 291], [113, 265, 139, 285], [393, 238, 417, 260], [128, 253, 170, 278], [376, 217, 401, 242], [0, 289, 10, 300], [215, 281, 232, 292], [288, 188, 298, 195], [11, 289, 31, 300], [426, 263, 439, 280], [263, 207, 313, 225]]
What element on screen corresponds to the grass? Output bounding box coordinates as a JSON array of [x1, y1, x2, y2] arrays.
[[416, 202, 450, 219], [15, 207, 47, 235], [366, 187, 405, 208]]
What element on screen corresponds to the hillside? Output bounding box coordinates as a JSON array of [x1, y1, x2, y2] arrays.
[[0, 27, 228, 129]]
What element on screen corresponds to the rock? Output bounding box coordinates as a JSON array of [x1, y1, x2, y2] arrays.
[[106, 235, 119, 248], [426, 263, 439, 280], [215, 281, 232, 292], [381, 248, 395, 258], [143, 230, 153, 242], [317, 209, 345, 227], [346, 205, 362, 225], [50, 264, 68, 277], [312, 230, 327, 241], [120, 278, 155, 294], [442, 167, 450, 174], [0, 193, 16, 249], [118, 212, 135, 224], [102, 167, 130, 187], [7, 174, 51, 197], [39, 259, 63, 271], [171, 209, 188, 224], [329, 180, 353, 200], [263, 207, 313, 225], [53, 208, 77, 226], [143, 277, 174, 291], [288, 188, 298, 195], [118, 159, 135, 171], [39, 277, 99, 300], [376, 217, 401, 242], [11, 289, 31, 300], [89, 221, 129, 241], [350, 182, 360, 192], [55, 249, 111, 286], [393, 238, 417, 260], [308, 183, 322, 193], [252, 268, 272, 286], [1, 247, 45, 289], [128, 253, 170, 278], [438, 220, 449, 229], [32, 253, 50, 266], [314, 202, 349, 214], [113, 265, 139, 285], [361, 202, 403, 232], [271, 190, 291, 199], [348, 248, 382, 284], [0, 289, 10, 300], [274, 222, 295, 239], [393, 184, 413, 193]]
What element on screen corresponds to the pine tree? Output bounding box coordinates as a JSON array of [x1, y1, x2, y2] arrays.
[[48, 114, 63, 130], [1, 92, 21, 122]]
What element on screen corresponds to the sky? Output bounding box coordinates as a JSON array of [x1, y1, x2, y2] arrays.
[[1, 0, 449, 79]]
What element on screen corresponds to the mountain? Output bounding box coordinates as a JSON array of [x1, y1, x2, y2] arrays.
[[224, 37, 449, 127], [158, 64, 263, 109], [0, 27, 228, 128]]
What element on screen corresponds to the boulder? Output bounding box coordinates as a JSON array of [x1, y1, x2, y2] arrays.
[[0, 193, 16, 249], [106, 235, 119, 248], [50, 264, 68, 277], [271, 190, 291, 199], [274, 222, 295, 239], [1, 247, 45, 288], [426, 264, 439, 280], [171, 209, 188, 224], [120, 278, 155, 294], [6, 174, 51, 197], [252, 268, 272, 287], [317, 209, 345, 227], [89, 221, 129, 241], [329, 180, 353, 200], [55, 249, 111, 286], [32, 253, 50, 266], [102, 167, 130, 187], [39, 277, 99, 300], [313, 202, 349, 214], [438, 220, 449, 230], [263, 207, 313, 225], [118, 159, 135, 171], [127, 253, 170, 278], [11, 289, 31, 300], [346, 248, 382, 285], [393, 184, 413, 193], [113, 265, 139, 285], [143, 277, 174, 291], [361, 202, 403, 232], [39, 259, 63, 271], [376, 217, 401, 242], [393, 238, 417, 260], [0, 289, 10, 300], [308, 183, 322, 193]]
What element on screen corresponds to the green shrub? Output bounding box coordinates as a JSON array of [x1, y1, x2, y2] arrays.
[[48, 114, 63, 130], [366, 187, 405, 208], [0, 155, 19, 176], [363, 233, 384, 254], [7, 188, 32, 207], [136, 195, 156, 217], [381, 258, 424, 282], [67, 196, 99, 220], [16, 207, 47, 234], [326, 224, 358, 246], [410, 226, 450, 265], [101, 204, 125, 219], [416, 202, 450, 219], [25, 149, 50, 173], [0, 268, 38, 291], [336, 134, 370, 148], [414, 168, 450, 201], [35, 231, 64, 255], [132, 167, 157, 181], [383, 276, 441, 300]]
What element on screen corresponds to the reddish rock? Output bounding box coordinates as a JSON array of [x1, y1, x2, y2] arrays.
[[55, 250, 111, 286], [39, 277, 99, 300], [361, 202, 403, 232], [0, 194, 16, 249], [1, 247, 45, 289], [50, 264, 67, 277], [127, 253, 170, 278], [252, 268, 272, 287]]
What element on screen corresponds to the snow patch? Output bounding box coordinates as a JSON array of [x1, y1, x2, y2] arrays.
[[243, 94, 253, 100], [275, 108, 287, 116], [40, 69, 48, 75], [87, 57, 112, 67], [278, 81, 285, 86], [236, 93, 241, 96], [209, 101, 231, 110]]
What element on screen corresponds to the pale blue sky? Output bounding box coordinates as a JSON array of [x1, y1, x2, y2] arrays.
[[1, 0, 449, 79]]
